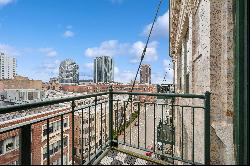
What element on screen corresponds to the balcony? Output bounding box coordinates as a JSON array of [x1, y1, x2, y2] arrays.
[[0, 87, 210, 165]]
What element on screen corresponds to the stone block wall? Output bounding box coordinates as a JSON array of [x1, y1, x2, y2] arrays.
[[170, 0, 235, 164]]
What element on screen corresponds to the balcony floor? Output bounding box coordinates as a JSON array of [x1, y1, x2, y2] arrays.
[[97, 149, 160, 165]]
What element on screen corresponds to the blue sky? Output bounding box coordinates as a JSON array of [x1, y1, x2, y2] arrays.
[[0, 0, 173, 84]]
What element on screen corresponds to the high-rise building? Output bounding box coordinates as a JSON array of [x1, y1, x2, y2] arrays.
[[0, 52, 16, 80], [140, 64, 151, 84], [59, 59, 79, 84], [94, 56, 114, 83]]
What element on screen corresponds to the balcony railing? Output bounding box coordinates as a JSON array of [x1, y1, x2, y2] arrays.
[[0, 87, 210, 165]]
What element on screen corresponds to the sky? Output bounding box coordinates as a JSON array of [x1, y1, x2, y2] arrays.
[[0, 0, 173, 84]]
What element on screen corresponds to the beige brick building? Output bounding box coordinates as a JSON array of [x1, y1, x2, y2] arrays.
[[170, 0, 236, 164], [0, 76, 43, 91]]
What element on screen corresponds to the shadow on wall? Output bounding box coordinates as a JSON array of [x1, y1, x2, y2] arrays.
[[210, 126, 226, 165]]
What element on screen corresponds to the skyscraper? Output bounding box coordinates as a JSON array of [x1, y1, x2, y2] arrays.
[[0, 52, 16, 80], [94, 56, 114, 83], [59, 59, 79, 84], [140, 64, 151, 84]]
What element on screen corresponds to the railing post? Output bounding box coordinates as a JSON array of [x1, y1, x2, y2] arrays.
[[71, 100, 75, 165], [108, 86, 113, 146], [20, 124, 32, 165], [204, 91, 211, 165]]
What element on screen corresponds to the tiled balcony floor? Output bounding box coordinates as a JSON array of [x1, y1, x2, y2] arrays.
[[98, 149, 160, 165]]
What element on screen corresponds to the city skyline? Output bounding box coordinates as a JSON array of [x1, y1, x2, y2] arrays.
[[0, 0, 173, 84]]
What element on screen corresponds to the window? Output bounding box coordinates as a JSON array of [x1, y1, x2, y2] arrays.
[[0, 141, 3, 155], [53, 142, 58, 153], [43, 119, 67, 137], [53, 122, 57, 132], [49, 124, 53, 133], [43, 127, 47, 136], [49, 145, 53, 155], [43, 147, 47, 160], [64, 119, 68, 128], [57, 121, 61, 130], [15, 136, 19, 148], [58, 141, 62, 148], [6, 142, 14, 152], [63, 137, 68, 147]]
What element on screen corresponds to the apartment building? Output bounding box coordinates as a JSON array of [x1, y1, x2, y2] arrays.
[[59, 59, 79, 84], [94, 56, 114, 83], [0, 53, 16, 80], [140, 64, 151, 84]]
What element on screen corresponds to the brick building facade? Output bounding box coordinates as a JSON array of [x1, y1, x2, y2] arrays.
[[0, 76, 43, 91], [62, 84, 157, 103], [0, 107, 73, 165]]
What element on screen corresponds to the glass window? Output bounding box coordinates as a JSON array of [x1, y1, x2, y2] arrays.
[[0, 141, 3, 155], [43, 147, 47, 160], [49, 145, 53, 155], [64, 119, 68, 128], [53, 142, 58, 153], [57, 121, 61, 130], [58, 141, 61, 148], [53, 122, 57, 132], [63, 137, 68, 147], [43, 127, 47, 136], [49, 124, 53, 133], [6, 142, 14, 152], [15, 136, 19, 148]]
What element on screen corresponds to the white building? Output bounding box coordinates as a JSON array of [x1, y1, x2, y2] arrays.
[[59, 59, 79, 84], [94, 56, 114, 83], [3, 89, 45, 103], [0, 52, 16, 80]]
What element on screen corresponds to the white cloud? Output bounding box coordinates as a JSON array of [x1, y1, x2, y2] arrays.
[[129, 41, 158, 63], [63, 30, 75, 38], [142, 10, 169, 38], [163, 59, 173, 70], [0, 0, 15, 7], [84, 40, 158, 63], [39, 48, 58, 57], [36, 59, 60, 81], [114, 66, 119, 75], [85, 40, 129, 57], [114, 69, 135, 84], [0, 44, 20, 56], [84, 62, 94, 71]]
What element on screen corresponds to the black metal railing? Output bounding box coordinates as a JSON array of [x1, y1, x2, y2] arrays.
[[111, 91, 210, 165], [0, 88, 210, 165]]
